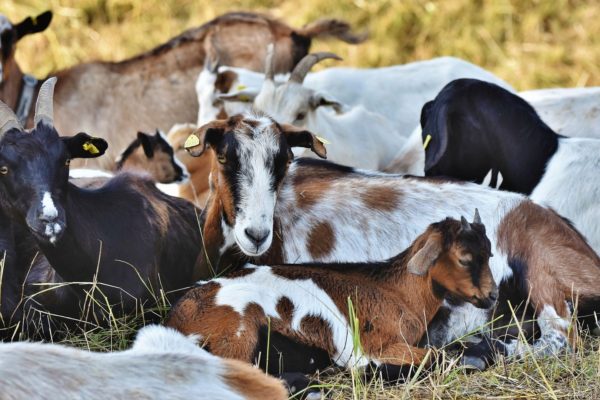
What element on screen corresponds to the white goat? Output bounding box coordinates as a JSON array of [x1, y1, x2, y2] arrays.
[[197, 55, 513, 135], [0, 325, 287, 400]]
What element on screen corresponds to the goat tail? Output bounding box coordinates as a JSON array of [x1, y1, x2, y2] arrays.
[[297, 19, 368, 44]]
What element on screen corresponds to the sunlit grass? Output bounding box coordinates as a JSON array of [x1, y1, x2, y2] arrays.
[[3, 0, 600, 90]]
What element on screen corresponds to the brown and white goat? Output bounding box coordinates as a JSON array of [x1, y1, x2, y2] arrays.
[[182, 113, 600, 367], [0, 11, 365, 170], [168, 214, 496, 376]]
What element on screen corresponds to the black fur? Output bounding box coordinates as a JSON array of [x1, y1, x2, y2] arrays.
[[421, 78, 560, 194], [0, 125, 203, 334]]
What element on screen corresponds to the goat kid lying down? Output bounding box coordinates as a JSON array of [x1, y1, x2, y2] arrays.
[[167, 213, 496, 384], [0, 325, 287, 400]]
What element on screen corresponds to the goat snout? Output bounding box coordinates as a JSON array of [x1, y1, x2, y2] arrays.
[[244, 227, 270, 248]]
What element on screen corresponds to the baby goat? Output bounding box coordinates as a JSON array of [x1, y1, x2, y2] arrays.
[[0, 325, 287, 400], [167, 213, 496, 380]]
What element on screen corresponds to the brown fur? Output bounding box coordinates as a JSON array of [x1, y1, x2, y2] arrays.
[[166, 124, 213, 206], [497, 201, 600, 344], [222, 359, 287, 400], [167, 218, 495, 371], [1, 12, 363, 171], [306, 221, 335, 259], [360, 186, 402, 211]]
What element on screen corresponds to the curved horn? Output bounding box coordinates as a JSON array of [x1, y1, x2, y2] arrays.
[[264, 43, 275, 81], [289, 52, 342, 84], [461, 216, 471, 231], [473, 208, 482, 225], [34, 77, 57, 127], [0, 102, 23, 138]]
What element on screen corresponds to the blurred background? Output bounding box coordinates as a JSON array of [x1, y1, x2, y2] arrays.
[[3, 0, 599, 90]]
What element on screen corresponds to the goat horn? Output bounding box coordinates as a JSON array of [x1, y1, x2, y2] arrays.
[[473, 208, 482, 225], [264, 43, 275, 81], [461, 216, 471, 231], [289, 52, 342, 84], [34, 77, 57, 127], [0, 101, 23, 139]]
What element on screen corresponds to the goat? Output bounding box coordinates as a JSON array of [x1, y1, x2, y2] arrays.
[[0, 78, 208, 333], [0, 11, 365, 170], [70, 130, 188, 196], [168, 213, 496, 380], [199, 55, 513, 133], [419, 78, 600, 254], [182, 112, 600, 369], [0, 324, 287, 400], [384, 85, 600, 175]]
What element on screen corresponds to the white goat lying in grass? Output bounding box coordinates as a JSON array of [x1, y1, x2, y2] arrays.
[[0, 325, 286, 400]]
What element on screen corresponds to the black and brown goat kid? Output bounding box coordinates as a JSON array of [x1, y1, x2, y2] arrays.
[[167, 212, 497, 389]]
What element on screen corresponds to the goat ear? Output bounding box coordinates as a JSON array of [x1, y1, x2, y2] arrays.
[[218, 89, 258, 103], [281, 124, 327, 159], [309, 92, 345, 113], [137, 131, 155, 158], [407, 233, 443, 276], [63, 132, 108, 159], [14, 11, 53, 41], [184, 120, 227, 157], [421, 101, 449, 172]]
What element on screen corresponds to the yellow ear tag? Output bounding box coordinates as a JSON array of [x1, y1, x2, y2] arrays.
[[315, 136, 331, 145], [31, 16, 37, 26], [82, 141, 100, 154], [184, 133, 201, 149], [423, 134, 432, 150], [236, 84, 247, 91]]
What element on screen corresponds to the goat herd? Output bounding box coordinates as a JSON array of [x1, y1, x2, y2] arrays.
[[0, 9, 599, 400]]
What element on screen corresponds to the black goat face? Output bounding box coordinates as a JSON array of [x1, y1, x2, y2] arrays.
[[0, 124, 106, 245]]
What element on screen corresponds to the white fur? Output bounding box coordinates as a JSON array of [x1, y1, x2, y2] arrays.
[[232, 113, 279, 255], [0, 325, 266, 399], [530, 137, 600, 253], [69, 168, 114, 179], [211, 266, 368, 367], [520, 87, 600, 139], [41, 192, 58, 219]]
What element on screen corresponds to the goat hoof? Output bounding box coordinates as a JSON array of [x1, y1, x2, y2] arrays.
[[460, 355, 487, 372]]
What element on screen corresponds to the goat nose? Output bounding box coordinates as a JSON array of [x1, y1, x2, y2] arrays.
[[38, 214, 57, 224], [244, 227, 269, 247]]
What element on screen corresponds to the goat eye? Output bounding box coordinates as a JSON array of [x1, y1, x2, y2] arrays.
[[217, 154, 226, 164], [296, 113, 306, 121], [65, 159, 71, 166], [0, 166, 8, 175], [459, 259, 470, 267]]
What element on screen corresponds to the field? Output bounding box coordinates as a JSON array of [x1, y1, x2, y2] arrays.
[[3, 0, 600, 399]]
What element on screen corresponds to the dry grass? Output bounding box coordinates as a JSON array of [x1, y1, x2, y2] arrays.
[[2, 0, 600, 90], [2, 1, 600, 398]]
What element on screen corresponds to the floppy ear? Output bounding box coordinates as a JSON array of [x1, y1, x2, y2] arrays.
[[407, 233, 443, 276], [63, 132, 108, 159], [14, 11, 52, 41], [218, 89, 258, 103], [281, 124, 327, 159], [137, 131, 155, 158], [184, 120, 227, 157], [421, 102, 449, 172], [309, 92, 345, 113]]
